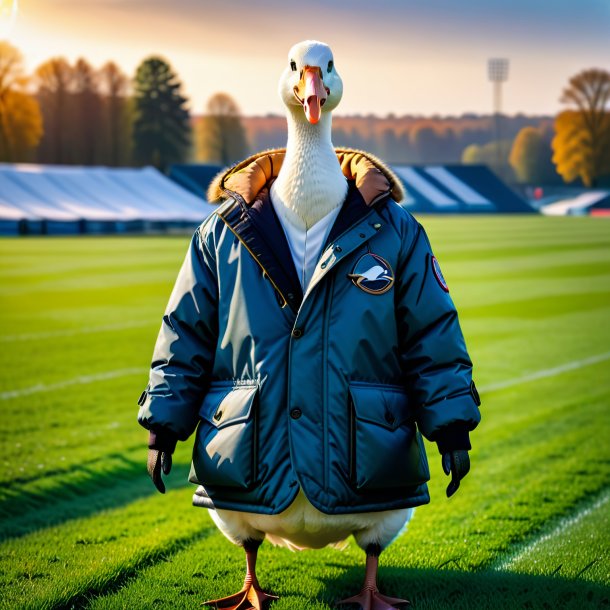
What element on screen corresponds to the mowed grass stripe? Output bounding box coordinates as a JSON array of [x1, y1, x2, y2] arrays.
[[1, 219, 609, 609], [0, 487, 214, 610], [81, 367, 610, 609], [1, 362, 606, 609]]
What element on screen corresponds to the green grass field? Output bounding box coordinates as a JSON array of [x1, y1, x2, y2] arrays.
[[1, 216, 609, 610]]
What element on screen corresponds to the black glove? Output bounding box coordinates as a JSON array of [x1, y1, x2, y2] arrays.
[[442, 450, 470, 498], [146, 428, 178, 494]]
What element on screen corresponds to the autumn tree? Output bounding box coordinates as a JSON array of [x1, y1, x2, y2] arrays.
[[99, 61, 132, 166], [197, 92, 248, 165], [462, 140, 515, 182], [0, 42, 43, 162], [408, 124, 460, 164], [509, 126, 559, 184], [72, 57, 104, 164], [132, 56, 191, 171], [552, 68, 610, 187], [35, 57, 74, 163]]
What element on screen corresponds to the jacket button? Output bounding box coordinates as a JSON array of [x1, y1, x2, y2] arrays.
[[359, 233, 366, 238], [290, 408, 302, 419], [335, 245, 342, 252], [291, 328, 303, 338]]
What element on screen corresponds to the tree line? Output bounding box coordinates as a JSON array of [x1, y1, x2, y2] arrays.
[[0, 40, 608, 187], [0, 42, 245, 172]]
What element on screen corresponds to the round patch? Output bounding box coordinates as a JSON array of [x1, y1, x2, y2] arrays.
[[347, 253, 395, 295], [431, 256, 449, 292]]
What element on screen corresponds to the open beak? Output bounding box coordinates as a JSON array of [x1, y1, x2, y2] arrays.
[[294, 66, 329, 124]]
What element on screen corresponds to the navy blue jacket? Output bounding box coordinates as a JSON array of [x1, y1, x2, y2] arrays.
[[138, 149, 481, 515]]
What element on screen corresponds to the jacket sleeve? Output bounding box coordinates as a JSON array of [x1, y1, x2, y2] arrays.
[[137, 220, 219, 441], [395, 215, 481, 450]]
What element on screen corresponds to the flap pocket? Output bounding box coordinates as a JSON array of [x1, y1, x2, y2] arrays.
[[348, 381, 429, 491], [349, 381, 412, 430], [190, 381, 259, 490], [199, 382, 258, 428]]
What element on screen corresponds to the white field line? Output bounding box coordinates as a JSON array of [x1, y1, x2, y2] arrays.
[[479, 351, 610, 394], [494, 489, 610, 571], [0, 368, 146, 400], [1, 320, 158, 343]]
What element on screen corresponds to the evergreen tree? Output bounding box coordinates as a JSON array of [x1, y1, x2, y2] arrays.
[[132, 56, 191, 171]]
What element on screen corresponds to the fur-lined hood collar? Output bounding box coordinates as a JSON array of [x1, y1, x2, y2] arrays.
[[207, 147, 404, 206]]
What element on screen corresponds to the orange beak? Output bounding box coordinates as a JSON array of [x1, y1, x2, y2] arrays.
[[294, 66, 329, 124]]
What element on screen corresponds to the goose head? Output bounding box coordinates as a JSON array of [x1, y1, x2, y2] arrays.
[[278, 40, 343, 124]]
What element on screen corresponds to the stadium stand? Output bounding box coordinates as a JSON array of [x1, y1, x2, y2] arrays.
[[0, 161, 535, 235], [393, 164, 535, 214], [0, 163, 215, 235]]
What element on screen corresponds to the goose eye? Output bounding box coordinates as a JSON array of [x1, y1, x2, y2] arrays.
[[327, 60, 333, 73], [290, 60, 297, 72]]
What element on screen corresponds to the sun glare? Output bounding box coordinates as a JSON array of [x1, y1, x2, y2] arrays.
[[0, 0, 18, 38]]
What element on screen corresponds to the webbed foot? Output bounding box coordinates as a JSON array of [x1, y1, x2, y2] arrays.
[[336, 585, 409, 610], [203, 584, 278, 609]]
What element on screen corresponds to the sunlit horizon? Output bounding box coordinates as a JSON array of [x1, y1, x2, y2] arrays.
[[3, 0, 610, 117]]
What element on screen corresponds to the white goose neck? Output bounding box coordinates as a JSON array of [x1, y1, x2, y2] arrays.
[[271, 109, 347, 231]]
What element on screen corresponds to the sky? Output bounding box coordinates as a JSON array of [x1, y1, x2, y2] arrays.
[[3, 0, 610, 117]]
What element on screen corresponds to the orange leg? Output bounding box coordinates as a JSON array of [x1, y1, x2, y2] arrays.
[[203, 539, 278, 610], [336, 545, 410, 610]]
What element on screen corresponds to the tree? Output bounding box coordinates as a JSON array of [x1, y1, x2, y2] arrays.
[[462, 139, 515, 182], [197, 92, 248, 165], [72, 57, 104, 164], [0, 42, 43, 162], [409, 124, 459, 164], [35, 57, 74, 163], [509, 126, 559, 184], [99, 61, 132, 166], [132, 56, 191, 171], [551, 68, 610, 187]]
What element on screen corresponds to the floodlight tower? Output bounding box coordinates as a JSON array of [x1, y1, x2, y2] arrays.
[[488, 58, 509, 173]]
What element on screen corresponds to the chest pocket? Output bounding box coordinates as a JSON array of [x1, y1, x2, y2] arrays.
[[348, 381, 430, 491], [189, 381, 259, 490]]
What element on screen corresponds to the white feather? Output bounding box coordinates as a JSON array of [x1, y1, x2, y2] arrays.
[[209, 487, 414, 552]]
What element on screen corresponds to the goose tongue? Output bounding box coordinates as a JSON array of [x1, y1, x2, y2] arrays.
[[303, 68, 327, 124]]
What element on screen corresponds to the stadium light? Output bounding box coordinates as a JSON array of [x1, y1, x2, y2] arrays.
[[488, 58, 509, 174]]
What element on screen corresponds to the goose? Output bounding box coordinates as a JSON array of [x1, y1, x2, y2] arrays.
[[202, 40, 412, 610]]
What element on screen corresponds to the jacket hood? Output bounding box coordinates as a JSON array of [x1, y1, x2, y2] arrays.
[[207, 147, 405, 206]]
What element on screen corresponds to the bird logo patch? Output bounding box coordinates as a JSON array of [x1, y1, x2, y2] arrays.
[[347, 253, 394, 295], [431, 256, 449, 292]]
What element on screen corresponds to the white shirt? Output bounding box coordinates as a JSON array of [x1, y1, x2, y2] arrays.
[[270, 197, 342, 293]]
